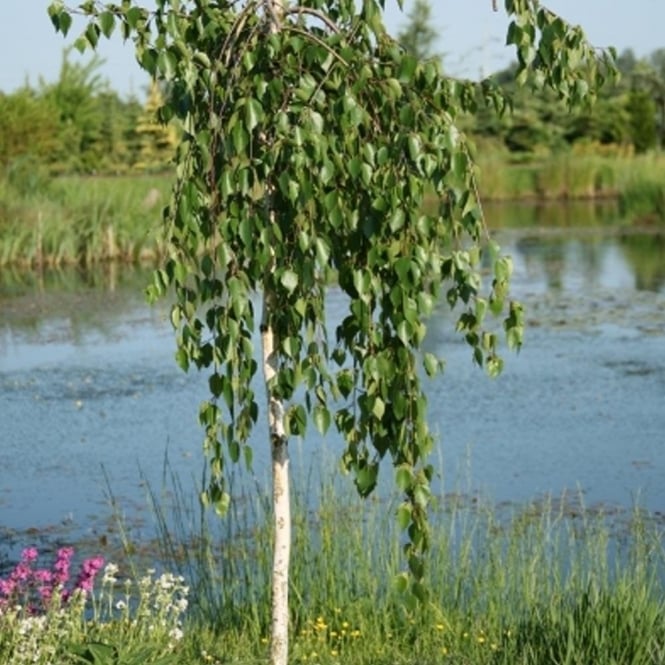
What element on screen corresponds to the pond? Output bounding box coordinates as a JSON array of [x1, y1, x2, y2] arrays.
[[1, 201, 664, 564]]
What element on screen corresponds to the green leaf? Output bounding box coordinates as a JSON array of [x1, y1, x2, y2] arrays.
[[244, 97, 263, 132], [392, 572, 409, 594], [407, 134, 421, 162], [175, 348, 189, 372], [243, 445, 253, 471], [389, 209, 406, 232], [423, 352, 440, 378], [398, 54, 418, 83], [348, 157, 362, 179], [99, 11, 115, 38], [126, 6, 143, 29], [85, 23, 100, 48], [68, 641, 118, 663], [287, 404, 307, 436], [59, 11, 72, 36], [313, 405, 331, 435], [355, 463, 378, 497], [158, 50, 177, 79], [395, 466, 413, 492], [213, 491, 231, 517], [372, 396, 385, 420]]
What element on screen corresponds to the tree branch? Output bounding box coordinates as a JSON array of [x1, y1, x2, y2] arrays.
[[283, 6, 341, 34]]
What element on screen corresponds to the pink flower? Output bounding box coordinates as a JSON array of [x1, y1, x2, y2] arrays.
[[75, 556, 105, 594], [53, 547, 73, 586], [21, 548, 38, 564], [0, 547, 105, 613], [0, 578, 17, 598]]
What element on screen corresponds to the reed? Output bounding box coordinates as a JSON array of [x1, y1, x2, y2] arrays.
[[3, 152, 665, 269], [476, 150, 665, 220], [619, 180, 665, 223], [0, 173, 173, 268], [115, 457, 665, 665]]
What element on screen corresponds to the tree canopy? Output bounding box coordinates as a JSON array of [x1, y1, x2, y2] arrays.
[[46, 1, 617, 663]]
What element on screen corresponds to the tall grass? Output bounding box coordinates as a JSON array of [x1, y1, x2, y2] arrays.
[[0, 172, 173, 268], [123, 459, 665, 664], [476, 149, 665, 218], [619, 181, 665, 223], [2, 151, 665, 269]]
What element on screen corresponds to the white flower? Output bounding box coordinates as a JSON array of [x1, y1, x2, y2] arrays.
[[169, 626, 184, 642], [103, 563, 119, 585]]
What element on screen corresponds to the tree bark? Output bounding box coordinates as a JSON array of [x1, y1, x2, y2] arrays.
[[262, 293, 290, 665], [263, 6, 288, 665]]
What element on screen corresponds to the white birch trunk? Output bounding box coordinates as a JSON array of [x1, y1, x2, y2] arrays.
[[263, 6, 289, 665], [262, 293, 290, 665]]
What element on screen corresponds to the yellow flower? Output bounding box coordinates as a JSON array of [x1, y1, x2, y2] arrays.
[[331, 650, 338, 657], [436, 623, 445, 631], [477, 635, 486, 644]]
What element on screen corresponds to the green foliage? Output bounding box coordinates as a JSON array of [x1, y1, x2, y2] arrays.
[[0, 174, 171, 267], [134, 81, 178, 172], [0, 89, 60, 170], [39, 49, 112, 172], [0, 49, 150, 177], [48, 0, 613, 606], [505, 0, 617, 106], [619, 179, 665, 223], [0, 562, 188, 665], [397, 0, 441, 63], [627, 88, 658, 153], [138, 465, 665, 664]]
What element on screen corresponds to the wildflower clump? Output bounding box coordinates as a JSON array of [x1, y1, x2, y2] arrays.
[[0, 547, 104, 614], [0, 548, 189, 664], [0, 547, 104, 664]]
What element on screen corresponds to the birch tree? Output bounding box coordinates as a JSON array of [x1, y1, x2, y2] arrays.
[[47, 2, 616, 664]]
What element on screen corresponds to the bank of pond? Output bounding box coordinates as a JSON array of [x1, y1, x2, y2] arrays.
[[0, 151, 665, 268], [1, 473, 664, 665]]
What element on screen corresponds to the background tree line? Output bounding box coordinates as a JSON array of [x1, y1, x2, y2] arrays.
[[1, 33, 664, 183], [397, 1, 665, 158], [0, 49, 175, 181], [469, 48, 665, 156]]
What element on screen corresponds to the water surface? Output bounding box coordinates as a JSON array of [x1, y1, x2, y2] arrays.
[[1, 204, 664, 562]]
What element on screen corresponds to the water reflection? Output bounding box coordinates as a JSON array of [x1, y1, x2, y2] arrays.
[[618, 233, 665, 292], [485, 200, 621, 229], [0, 264, 157, 349], [487, 201, 665, 295]]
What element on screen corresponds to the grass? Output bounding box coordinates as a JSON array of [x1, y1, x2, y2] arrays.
[[0, 171, 173, 268], [475, 148, 665, 216], [1, 455, 664, 663], [2, 150, 665, 268], [619, 180, 665, 224], [90, 457, 665, 665]]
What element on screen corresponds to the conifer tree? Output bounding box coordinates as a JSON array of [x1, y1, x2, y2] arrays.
[[134, 80, 177, 171]]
